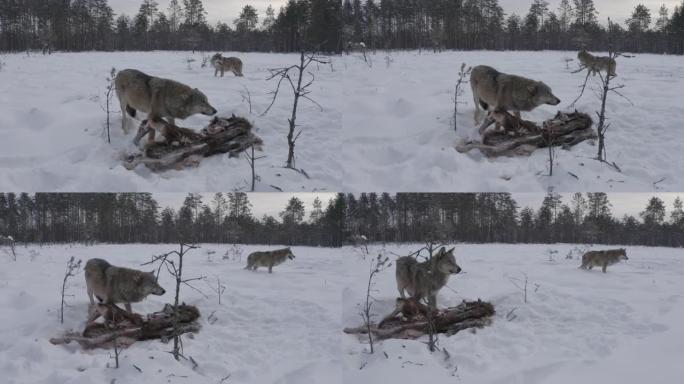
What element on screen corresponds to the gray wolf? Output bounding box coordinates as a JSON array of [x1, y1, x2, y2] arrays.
[[396, 247, 462, 308], [85, 258, 166, 313], [210, 53, 244, 77], [470, 65, 561, 135], [579, 248, 628, 273], [578, 50, 617, 77], [115, 69, 217, 143], [245, 248, 296, 273]]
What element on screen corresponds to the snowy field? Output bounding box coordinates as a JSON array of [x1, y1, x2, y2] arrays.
[[3, 50, 684, 193], [340, 50, 684, 192], [343, 243, 684, 383], [1, 243, 683, 383], [0, 244, 348, 384], [0, 51, 341, 192]]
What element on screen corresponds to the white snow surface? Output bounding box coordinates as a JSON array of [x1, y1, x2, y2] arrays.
[[0, 51, 341, 192], [1, 243, 683, 383], [2, 50, 684, 192], [343, 243, 684, 384], [340, 50, 684, 192], [0, 244, 346, 384]]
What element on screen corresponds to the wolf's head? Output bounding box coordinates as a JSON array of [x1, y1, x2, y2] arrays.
[[528, 81, 561, 107], [285, 247, 296, 260], [435, 247, 462, 275], [135, 271, 166, 297], [618, 248, 628, 261], [184, 88, 218, 117]]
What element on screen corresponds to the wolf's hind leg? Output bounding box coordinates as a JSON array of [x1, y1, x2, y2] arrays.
[[602, 263, 607, 273], [268, 264, 273, 273]]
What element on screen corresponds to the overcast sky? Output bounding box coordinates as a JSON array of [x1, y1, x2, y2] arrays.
[[111, 1, 682, 25], [513, 193, 683, 219]]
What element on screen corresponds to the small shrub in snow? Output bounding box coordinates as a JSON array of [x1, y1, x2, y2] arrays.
[[361, 253, 392, 354], [547, 248, 559, 262], [224, 244, 243, 261], [59, 256, 82, 324]]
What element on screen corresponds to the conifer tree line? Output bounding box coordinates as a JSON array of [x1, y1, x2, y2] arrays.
[[342, 0, 684, 54], [0, 192, 682, 248], [0, 0, 343, 53], [2, 1, 684, 54]]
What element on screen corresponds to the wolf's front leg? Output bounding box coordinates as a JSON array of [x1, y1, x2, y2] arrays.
[[428, 294, 437, 309], [268, 264, 273, 273], [602, 263, 607, 273]]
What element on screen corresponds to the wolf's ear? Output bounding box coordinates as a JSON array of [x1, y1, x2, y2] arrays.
[[446, 247, 455, 254], [527, 83, 538, 95]]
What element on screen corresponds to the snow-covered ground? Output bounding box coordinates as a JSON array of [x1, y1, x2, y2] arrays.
[[343, 243, 684, 383], [0, 51, 341, 192], [340, 50, 684, 192], [3, 50, 683, 192], [0, 244, 348, 384], [1, 243, 683, 383]]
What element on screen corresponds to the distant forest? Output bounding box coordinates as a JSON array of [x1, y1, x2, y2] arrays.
[[1, 0, 684, 54], [0, 192, 682, 248]]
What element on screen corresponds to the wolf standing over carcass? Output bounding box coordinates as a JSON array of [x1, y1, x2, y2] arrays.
[[245, 248, 296, 273], [579, 249, 628, 273], [395, 247, 462, 308], [470, 65, 561, 136], [114, 69, 217, 143], [210, 53, 244, 77], [85, 258, 166, 314]]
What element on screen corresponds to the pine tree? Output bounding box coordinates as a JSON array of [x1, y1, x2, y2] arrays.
[[558, 0, 573, 33], [572, 0, 598, 28]]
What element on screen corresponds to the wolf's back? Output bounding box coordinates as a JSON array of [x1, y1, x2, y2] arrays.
[[396, 256, 417, 286]]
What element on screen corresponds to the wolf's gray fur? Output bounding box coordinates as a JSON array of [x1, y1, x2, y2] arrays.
[[210, 53, 244, 77], [114, 69, 217, 141], [579, 248, 628, 273], [470, 65, 561, 135], [245, 247, 296, 273], [396, 247, 462, 308], [85, 258, 166, 313], [578, 50, 617, 77]]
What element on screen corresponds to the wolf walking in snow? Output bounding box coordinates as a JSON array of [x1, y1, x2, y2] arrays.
[[579, 249, 628, 273], [577, 50, 617, 77], [245, 248, 296, 273], [114, 69, 217, 143], [85, 258, 166, 313], [470, 65, 561, 135], [210, 53, 244, 77], [395, 247, 462, 308]]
